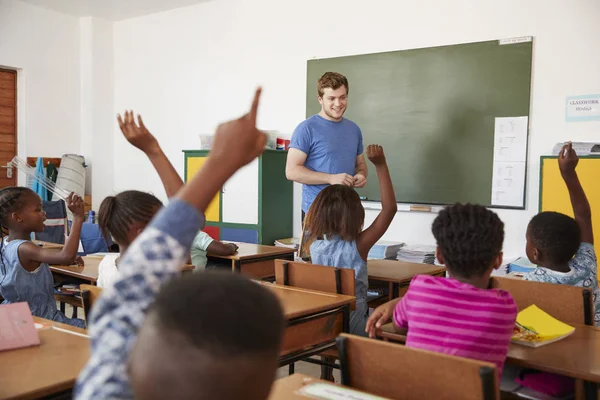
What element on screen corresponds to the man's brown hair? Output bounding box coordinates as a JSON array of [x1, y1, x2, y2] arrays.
[[317, 72, 349, 98], [302, 185, 364, 254]]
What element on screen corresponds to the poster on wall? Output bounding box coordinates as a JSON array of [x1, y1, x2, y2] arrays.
[[566, 94, 600, 122]]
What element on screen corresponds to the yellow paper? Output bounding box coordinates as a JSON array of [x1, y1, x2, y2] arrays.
[[516, 305, 575, 340]]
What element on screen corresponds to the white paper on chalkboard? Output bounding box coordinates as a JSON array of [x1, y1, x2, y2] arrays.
[[491, 116, 528, 207]]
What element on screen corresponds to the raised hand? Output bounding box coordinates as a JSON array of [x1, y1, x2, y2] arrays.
[[66, 192, 85, 219], [117, 110, 160, 155], [210, 88, 267, 171], [366, 144, 386, 166], [558, 142, 579, 176]]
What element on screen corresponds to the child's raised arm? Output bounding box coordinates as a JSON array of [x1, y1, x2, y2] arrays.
[[117, 111, 184, 198], [18, 193, 85, 268], [76, 88, 266, 399], [356, 145, 397, 260], [559, 142, 593, 244]]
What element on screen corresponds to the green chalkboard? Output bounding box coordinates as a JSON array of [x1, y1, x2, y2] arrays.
[[306, 39, 532, 208]]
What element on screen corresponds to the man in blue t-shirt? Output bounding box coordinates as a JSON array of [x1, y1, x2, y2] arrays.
[[286, 72, 367, 220]]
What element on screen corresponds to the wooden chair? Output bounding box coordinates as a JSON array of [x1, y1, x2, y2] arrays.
[[337, 334, 498, 400], [492, 277, 593, 325], [275, 259, 355, 377], [54, 293, 81, 319], [80, 284, 103, 327]]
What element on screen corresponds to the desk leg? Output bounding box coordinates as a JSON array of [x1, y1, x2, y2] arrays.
[[584, 381, 598, 400], [392, 283, 399, 299], [233, 260, 241, 273]]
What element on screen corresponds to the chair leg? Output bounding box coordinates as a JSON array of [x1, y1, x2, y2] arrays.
[[60, 302, 66, 314], [72, 306, 78, 319], [288, 363, 295, 375], [320, 356, 334, 381]]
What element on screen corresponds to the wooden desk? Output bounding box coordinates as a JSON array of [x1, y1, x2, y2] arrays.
[[377, 322, 600, 400], [0, 318, 90, 400], [208, 242, 295, 279], [33, 240, 64, 250], [269, 373, 390, 399], [368, 260, 446, 299], [264, 283, 354, 366], [50, 256, 195, 285]]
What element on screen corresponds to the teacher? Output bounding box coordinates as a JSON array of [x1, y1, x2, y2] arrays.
[[286, 72, 367, 221]]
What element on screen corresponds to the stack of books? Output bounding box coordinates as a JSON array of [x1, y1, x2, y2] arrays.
[[397, 244, 437, 265], [368, 241, 405, 260], [274, 238, 300, 250]]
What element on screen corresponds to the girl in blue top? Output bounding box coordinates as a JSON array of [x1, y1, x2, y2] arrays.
[[0, 189, 86, 328], [303, 144, 397, 336]]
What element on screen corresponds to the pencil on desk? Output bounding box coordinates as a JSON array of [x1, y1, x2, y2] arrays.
[[52, 326, 90, 339]]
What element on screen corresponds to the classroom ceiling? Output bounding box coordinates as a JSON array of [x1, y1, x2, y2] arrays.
[[18, 0, 211, 21]]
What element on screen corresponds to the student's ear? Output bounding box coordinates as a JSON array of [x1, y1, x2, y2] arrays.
[[435, 246, 445, 265], [492, 252, 504, 270], [317, 96, 324, 106], [531, 247, 541, 263], [10, 211, 23, 223]]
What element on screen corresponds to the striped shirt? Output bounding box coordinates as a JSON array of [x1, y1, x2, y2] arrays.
[[393, 275, 517, 374]]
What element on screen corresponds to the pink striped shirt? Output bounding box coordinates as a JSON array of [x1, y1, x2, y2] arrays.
[[393, 275, 517, 375]]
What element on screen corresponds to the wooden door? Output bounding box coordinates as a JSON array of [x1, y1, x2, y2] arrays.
[[0, 69, 16, 189]]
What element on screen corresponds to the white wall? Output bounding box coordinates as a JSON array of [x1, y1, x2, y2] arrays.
[[114, 0, 598, 257], [80, 17, 115, 210], [0, 0, 82, 166]]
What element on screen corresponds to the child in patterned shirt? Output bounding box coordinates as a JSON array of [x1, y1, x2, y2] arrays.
[[524, 142, 599, 325]]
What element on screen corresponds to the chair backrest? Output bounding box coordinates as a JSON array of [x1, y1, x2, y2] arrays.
[[80, 284, 103, 326], [337, 334, 498, 400], [274, 259, 355, 297], [80, 223, 109, 255], [493, 277, 593, 325], [34, 200, 68, 244]]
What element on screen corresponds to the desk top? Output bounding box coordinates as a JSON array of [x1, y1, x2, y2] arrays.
[[264, 283, 355, 320], [269, 374, 389, 399], [378, 322, 600, 383], [34, 241, 64, 250], [0, 317, 90, 400], [368, 259, 446, 284], [50, 256, 194, 283], [507, 323, 600, 382], [208, 242, 296, 261]]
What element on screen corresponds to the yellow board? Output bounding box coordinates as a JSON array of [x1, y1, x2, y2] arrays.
[[541, 157, 600, 261], [186, 156, 220, 222]]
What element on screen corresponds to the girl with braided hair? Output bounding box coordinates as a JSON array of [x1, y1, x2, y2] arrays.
[[0, 187, 86, 327]]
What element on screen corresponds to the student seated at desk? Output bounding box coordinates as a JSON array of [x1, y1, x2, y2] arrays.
[[366, 203, 518, 377], [97, 110, 189, 288], [0, 189, 86, 328], [524, 143, 599, 325], [303, 144, 397, 336], [76, 89, 285, 400], [190, 231, 238, 270]]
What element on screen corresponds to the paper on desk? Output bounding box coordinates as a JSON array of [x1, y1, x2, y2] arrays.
[[297, 383, 389, 400], [491, 117, 528, 207]]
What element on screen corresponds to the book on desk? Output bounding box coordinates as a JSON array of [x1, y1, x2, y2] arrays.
[[511, 305, 575, 348]]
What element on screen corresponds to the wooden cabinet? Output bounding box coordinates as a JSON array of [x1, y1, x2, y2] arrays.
[[184, 150, 293, 245]]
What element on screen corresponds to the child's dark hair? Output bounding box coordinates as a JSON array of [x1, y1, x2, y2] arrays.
[[98, 190, 163, 245], [303, 185, 365, 250], [151, 271, 284, 357], [528, 211, 580, 264], [0, 187, 35, 282], [432, 203, 504, 279]]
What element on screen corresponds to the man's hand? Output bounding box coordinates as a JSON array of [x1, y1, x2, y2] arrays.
[[329, 173, 354, 186], [353, 173, 367, 188]]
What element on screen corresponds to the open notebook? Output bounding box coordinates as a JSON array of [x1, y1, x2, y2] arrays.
[[0, 302, 40, 351]]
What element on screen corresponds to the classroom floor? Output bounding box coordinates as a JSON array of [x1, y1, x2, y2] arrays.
[[61, 302, 341, 382]]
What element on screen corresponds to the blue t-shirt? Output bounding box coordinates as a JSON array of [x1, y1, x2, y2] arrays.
[[290, 114, 363, 213]]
